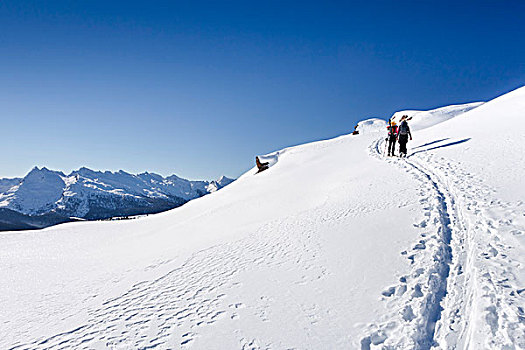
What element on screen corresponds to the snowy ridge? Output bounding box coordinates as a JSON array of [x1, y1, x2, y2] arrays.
[[206, 175, 236, 193], [390, 102, 484, 131], [356, 118, 387, 134], [0, 178, 21, 194], [0, 167, 234, 230], [0, 87, 523, 349]]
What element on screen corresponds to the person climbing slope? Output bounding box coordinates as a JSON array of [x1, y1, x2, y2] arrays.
[[397, 115, 412, 157], [386, 120, 398, 156]]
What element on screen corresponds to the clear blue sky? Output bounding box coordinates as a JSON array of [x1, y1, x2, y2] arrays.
[[1, 1, 524, 180]]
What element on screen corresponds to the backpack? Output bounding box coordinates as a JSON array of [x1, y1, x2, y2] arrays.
[[388, 125, 398, 137], [399, 121, 409, 135]]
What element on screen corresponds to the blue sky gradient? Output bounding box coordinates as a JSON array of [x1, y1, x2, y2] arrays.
[[1, 1, 524, 179]]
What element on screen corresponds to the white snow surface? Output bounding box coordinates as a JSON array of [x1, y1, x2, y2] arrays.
[[356, 118, 387, 134], [390, 102, 484, 131], [1, 87, 524, 349]]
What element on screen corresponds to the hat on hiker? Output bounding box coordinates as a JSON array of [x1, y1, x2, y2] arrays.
[[391, 121, 397, 126]]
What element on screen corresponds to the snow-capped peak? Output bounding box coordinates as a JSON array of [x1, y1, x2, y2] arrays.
[[0, 167, 235, 224], [4, 167, 67, 215]]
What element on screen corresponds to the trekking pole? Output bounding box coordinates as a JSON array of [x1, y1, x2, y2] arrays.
[[384, 119, 391, 156]]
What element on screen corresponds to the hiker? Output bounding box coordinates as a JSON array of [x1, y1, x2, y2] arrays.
[[397, 115, 412, 157], [255, 156, 269, 173], [386, 120, 398, 156]]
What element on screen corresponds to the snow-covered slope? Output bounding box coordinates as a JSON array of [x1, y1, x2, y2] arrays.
[[390, 102, 484, 130], [355, 118, 387, 134], [0, 168, 234, 230], [0, 87, 523, 349], [366, 87, 525, 349]]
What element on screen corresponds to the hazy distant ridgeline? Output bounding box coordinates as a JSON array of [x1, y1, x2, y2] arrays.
[[0, 167, 234, 231]]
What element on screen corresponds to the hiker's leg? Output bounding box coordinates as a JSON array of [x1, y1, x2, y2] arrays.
[[389, 138, 395, 155], [392, 139, 396, 155], [399, 135, 407, 154]]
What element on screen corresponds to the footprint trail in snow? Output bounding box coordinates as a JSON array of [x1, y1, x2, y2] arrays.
[[360, 138, 524, 349]]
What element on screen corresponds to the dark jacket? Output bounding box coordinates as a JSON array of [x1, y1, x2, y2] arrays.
[[398, 120, 412, 139]]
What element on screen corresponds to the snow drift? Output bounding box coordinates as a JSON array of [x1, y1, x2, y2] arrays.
[[0, 87, 524, 349], [355, 118, 386, 134], [390, 102, 484, 130]]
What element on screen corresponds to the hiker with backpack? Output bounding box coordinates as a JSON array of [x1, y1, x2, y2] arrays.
[[397, 115, 412, 157], [386, 120, 399, 156]]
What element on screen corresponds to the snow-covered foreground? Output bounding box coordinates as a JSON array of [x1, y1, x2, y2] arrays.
[[1, 87, 524, 349]]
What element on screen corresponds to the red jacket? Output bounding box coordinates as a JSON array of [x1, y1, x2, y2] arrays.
[[387, 125, 398, 138]]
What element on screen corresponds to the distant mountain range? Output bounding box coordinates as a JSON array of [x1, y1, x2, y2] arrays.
[[0, 167, 234, 231]]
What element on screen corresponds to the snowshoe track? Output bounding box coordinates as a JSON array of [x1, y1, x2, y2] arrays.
[[361, 138, 525, 349]]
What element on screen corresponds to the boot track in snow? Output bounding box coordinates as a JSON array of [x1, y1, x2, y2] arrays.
[[359, 138, 466, 349], [361, 137, 525, 349]]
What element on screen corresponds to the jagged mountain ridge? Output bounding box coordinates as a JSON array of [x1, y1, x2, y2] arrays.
[[0, 167, 234, 230], [0, 178, 22, 193]]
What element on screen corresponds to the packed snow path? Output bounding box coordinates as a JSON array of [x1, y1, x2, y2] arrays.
[[1, 87, 524, 349], [360, 139, 456, 349], [363, 138, 524, 349]]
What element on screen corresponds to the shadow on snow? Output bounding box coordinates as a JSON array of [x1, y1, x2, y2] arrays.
[[409, 138, 471, 157], [413, 138, 450, 150]]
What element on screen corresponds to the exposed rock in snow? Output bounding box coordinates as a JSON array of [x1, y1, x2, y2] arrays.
[[206, 176, 235, 193], [0, 178, 21, 194]]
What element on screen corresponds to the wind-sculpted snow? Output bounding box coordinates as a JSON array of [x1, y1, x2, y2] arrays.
[[390, 102, 484, 131], [356, 118, 386, 134], [0, 86, 523, 349], [253, 152, 280, 173]]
